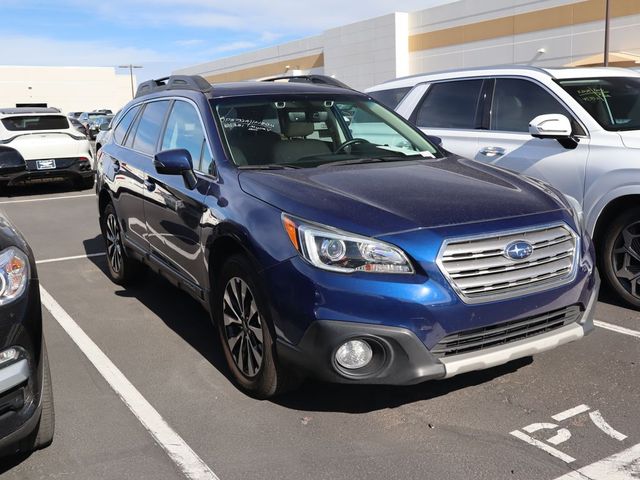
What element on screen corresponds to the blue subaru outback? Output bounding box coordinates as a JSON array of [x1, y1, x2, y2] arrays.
[[96, 75, 599, 398]]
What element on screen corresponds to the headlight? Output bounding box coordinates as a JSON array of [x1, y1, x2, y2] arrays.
[[0, 247, 29, 306], [282, 214, 414, 274]]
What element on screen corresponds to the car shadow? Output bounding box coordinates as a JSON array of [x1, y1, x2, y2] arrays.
[[82, 236, 535, 413], [1, 180, 92, 198], [82, 237, 233, 383], [0, 452, 32, 474]]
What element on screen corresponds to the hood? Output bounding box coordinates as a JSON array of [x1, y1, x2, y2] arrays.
[[238, 156, 565, 237], [618, 130, 640, 149]]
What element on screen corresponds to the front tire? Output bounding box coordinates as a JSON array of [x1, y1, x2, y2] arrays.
[[601, 207, 640, 308], [214, 255, 297, 398], [32, 342, 54, 450], [101, 203, 143, 285]]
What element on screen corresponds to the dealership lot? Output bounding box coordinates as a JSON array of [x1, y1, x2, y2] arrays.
[[0, 185, 638, 480]]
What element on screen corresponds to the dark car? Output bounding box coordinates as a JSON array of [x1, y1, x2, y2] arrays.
[[87, 115, 113, 140], [96, 75, 598, 398], [0, 210, 54, 455]]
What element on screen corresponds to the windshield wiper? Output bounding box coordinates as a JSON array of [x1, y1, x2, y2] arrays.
[[317, 158, 386, 167], [237, 164, 299, 170]]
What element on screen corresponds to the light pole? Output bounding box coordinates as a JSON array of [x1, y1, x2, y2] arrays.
[[118, 64, 143, 98], [603, 0, 611, 66]]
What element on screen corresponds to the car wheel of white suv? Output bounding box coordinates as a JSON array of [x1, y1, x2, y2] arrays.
[[602, 207, 640, 308]]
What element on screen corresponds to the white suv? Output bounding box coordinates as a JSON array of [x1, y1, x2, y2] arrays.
[[0, 108, 94, 190], [367, 66, 640, 308]]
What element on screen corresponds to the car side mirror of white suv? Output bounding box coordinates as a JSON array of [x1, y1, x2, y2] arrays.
[[529, 114, 578, 150]]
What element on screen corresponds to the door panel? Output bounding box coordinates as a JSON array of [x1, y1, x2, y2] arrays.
[[144, 173, 209, 289], [474, 130, 590, 205]]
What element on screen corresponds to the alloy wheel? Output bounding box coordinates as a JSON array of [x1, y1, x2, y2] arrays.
[[612, 221, 640, 299], [105, 214, 123, 274], [222, 277, 265, 377]]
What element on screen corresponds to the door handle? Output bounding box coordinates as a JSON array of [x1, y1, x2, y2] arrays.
[[479, 146, 506, 157], [143, 179, 156, 192]]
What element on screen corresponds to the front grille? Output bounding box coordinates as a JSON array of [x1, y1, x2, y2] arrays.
[[431, 305, 582, 357], [438, 224, 578, 303]]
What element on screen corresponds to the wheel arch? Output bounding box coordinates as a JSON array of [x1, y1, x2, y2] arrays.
[[98, 187, 112, 218], [591, 193, 640, 248]]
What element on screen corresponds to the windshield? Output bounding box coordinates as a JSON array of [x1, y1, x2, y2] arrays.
[[212, 95, 439, 168], [1, 115, 69, 131], [559, 77, 640, 131]]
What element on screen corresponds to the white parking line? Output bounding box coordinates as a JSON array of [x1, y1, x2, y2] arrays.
[[0, 193, 94, 205], [553, 442, 640, 479], [594, 320, 640, 339], [36, 253, 106, 265], [39, 286, 220, 480]]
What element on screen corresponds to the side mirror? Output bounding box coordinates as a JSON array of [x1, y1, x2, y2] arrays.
[[154, 149, 197, 190], [529, 114, 578, 150], [529, 114, 572, 139], [0, 146, 27, 175]]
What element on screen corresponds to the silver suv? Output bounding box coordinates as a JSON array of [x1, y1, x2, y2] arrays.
[[367, 66, 640, 308]]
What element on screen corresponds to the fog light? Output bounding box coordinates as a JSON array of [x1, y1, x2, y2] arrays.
[[0, 348, 19, 366], [335, 340, 373, 370]]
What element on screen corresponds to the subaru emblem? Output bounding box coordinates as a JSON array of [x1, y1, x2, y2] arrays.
[[504, 240, 533, 260]]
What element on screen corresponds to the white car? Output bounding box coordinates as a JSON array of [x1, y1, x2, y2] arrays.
[[367, 66, 640, 308], [0, 107, 94, 190]]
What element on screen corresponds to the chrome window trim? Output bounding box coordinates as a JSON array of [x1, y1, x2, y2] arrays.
[[435, 222, 580, 305]]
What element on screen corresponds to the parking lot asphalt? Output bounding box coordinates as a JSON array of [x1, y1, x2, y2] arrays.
[[0, 182, 638, 480]]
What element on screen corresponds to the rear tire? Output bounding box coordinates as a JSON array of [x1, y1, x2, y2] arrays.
[[600, 207, 640, 309], [214, 254, 298, 399], [101, 203, 144, 285]]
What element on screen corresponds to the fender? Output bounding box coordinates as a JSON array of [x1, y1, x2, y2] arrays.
[[585, 183, 640, 237]]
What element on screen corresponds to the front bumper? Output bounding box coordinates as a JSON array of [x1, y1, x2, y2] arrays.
[[277, 275, 598, 385], [0, 278, 45, 455]]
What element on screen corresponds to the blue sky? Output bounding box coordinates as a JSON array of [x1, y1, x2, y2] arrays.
[[0, 0, 453, 82]]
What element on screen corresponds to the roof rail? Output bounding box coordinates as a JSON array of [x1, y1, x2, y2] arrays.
[[135, 75, 212, 98], [261, 74, 352, 90]]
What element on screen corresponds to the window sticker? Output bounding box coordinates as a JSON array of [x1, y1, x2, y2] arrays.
[[220, 117, 276, 132], [576, 87, 611, 103]]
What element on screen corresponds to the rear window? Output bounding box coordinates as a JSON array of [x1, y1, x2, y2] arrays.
[[414, 80, 483, 129], [368, 87, 411, 109], [1, 115, 69, 131]]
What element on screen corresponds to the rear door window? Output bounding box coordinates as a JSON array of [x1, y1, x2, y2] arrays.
[[491, 78, 574, 133], [1, 115, 69, 131], [368, 87, 412, 109], [113, 105, 140, 145], [131, 101, 170, 155], [414, 80, 483, 129]]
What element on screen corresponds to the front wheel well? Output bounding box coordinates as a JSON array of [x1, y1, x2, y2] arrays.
[[208, 236, 247, 284], [592, 195, 640, 248]]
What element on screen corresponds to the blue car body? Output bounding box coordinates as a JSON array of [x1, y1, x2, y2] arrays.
[[96, 79, 598, 391]]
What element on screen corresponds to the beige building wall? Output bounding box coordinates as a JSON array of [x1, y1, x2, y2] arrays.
[[0, 66, 134, 114], [175, 0, 640, 91], [408, 0, 640, 73]]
